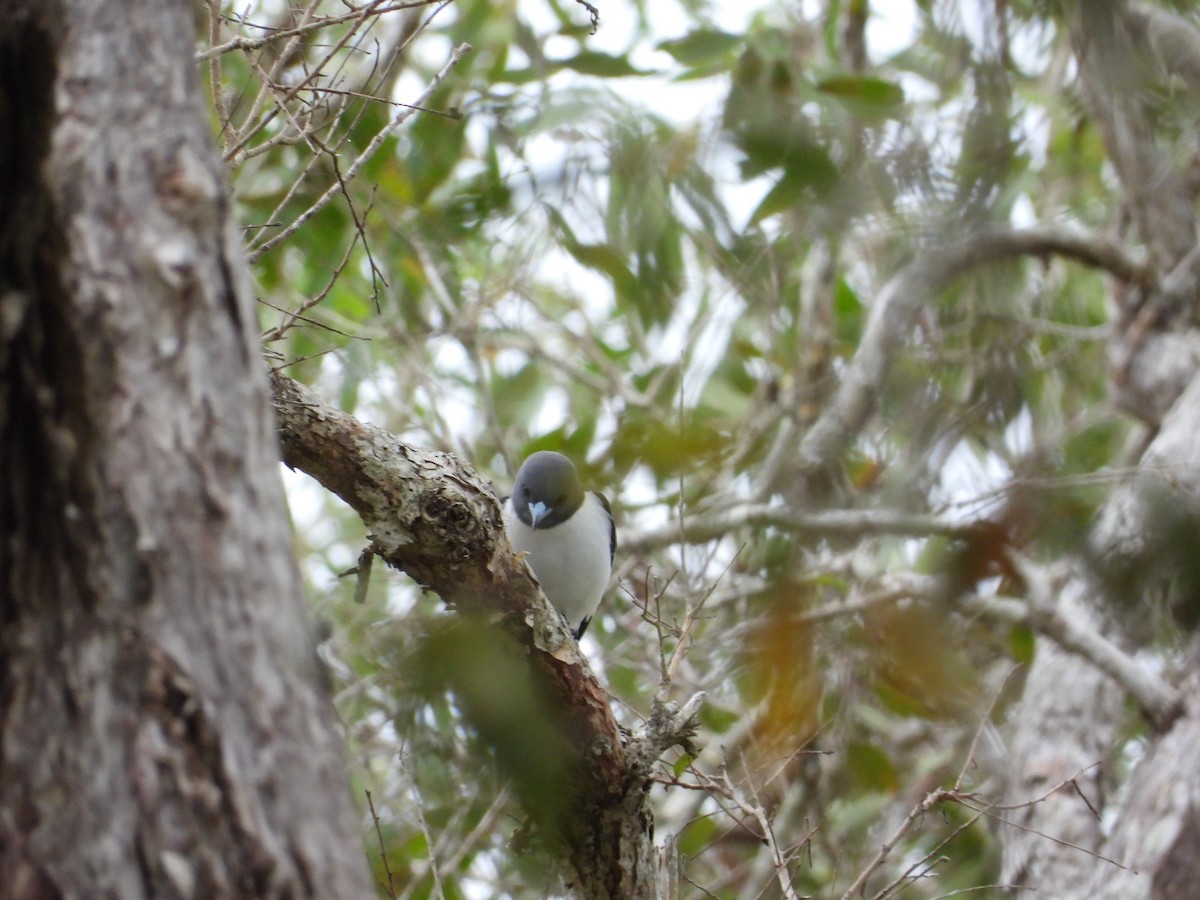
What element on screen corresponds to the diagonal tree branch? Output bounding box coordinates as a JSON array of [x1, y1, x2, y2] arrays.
[[958, 578, 1181, 732], [788, 226, 1148, 487], [1067, 0, 1198, 273], [269, 370, 695, 898], [622, 504, 976, 554], [1129, 3, 1200, 101], [1003, 365, 1200, 893]]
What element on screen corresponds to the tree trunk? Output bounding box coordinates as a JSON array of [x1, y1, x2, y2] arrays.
[[0, 2, 371, 896], [1002, 3, 1200, 893]]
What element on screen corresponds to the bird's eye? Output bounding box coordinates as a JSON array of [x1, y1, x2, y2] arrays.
[[555, 494, 567, 506]]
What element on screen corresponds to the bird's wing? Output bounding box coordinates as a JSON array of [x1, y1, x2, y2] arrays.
[[594, 491, 616, 563]]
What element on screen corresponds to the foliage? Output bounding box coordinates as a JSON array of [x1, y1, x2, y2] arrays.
[[202, 0, 1190, 895]]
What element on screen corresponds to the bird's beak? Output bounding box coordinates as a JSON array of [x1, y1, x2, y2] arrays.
[[528, 501, 549, 528]]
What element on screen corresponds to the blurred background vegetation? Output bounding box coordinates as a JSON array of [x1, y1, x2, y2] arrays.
[[201, 0, 1175, 895]]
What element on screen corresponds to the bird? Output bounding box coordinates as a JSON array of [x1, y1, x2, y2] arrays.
[[502, 451, 615, 639]]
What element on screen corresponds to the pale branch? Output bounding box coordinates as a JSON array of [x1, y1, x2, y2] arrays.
[[889, 567, 1183, 731], [789, 225, 1148, 487], [247, 41, 471, 262], [717, 765, 803, 900], [627, 692, 706, 775], [1014, 558, 1181, 731], [267, 371, 663, 897], [469, 329, 658, 410], [621, 503, 974, 553], [797, 586, 914, 623], [406, 776, 446, 899], [1065, 0, 1198, 273], [1001, 363, 1200, 889], [1077, 657, 1200, 898], [656, 546, 737, 696], [874, 809, 993, 900], [643, 543, 1178, 734], [747, 793, 803, 900], [838, 788, 963, 900], [1160, 243, 1200, 309], [437, 788, 510, 880], [964, 590, 1180, 730], [675, 762, 802, 899], [261, 228, 363, 341], [197, 0, 433, 61], [979, 225, 1149, 283], [1129, 3, 1200, 91], [240, 52, 328, 158], [204, 0, 233, 147], [221, 0, 334, 163], [215, 0, 390, 165]]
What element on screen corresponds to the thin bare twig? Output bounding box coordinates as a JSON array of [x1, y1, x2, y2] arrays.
[[365, 789, 398, 899], [223, 0, 326, 161], [407, 776, 447, 900], [573, 0, 600, 34], [839, 788, 959, 900], [248, 41, 471, 263], [683, 763, 802, 900], [659, 546, 742, 696], [968, 799, 1133, 873], [224, 0, 392, 165], [732, 763, 802, 900], [197, 0, 435, 61]]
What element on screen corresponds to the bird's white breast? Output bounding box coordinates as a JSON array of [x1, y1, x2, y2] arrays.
[[503, 492, 612, 633]]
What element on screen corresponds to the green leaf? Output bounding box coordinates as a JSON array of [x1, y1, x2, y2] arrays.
[[672, 753, 695, 778], [677, 815, 720, 858], [846, 742, 899, 795], [657, 29, 742, 66], [611, 410, 729, 479], [406, 104, 466, 201], [563, 242, 641, 300], [491, 363, 545, 427], [816, 74, 904, 111], [1009, 625, 1035, 665], [748, 158, 838, 223], [834, 276, 864, 346], [699, 704, 740, 734], [560, 51, 652, 78]]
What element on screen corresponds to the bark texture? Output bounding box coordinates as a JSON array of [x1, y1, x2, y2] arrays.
[[1000, 2, 1200, 895], [0, 2, 370, 897]]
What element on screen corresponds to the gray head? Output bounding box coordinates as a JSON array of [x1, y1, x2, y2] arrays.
[[512, 451, 585, 529]]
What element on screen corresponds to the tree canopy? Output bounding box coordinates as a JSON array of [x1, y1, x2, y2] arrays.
[[204, 0, 1200, 896]]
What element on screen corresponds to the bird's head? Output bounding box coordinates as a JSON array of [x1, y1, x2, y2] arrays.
[[512, 451, 585, 530]]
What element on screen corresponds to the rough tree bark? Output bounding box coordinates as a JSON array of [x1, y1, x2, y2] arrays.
[[0, 2, 371, 896], [1003, 377, 1200, 897], [1001, 2, 1200, 895]]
